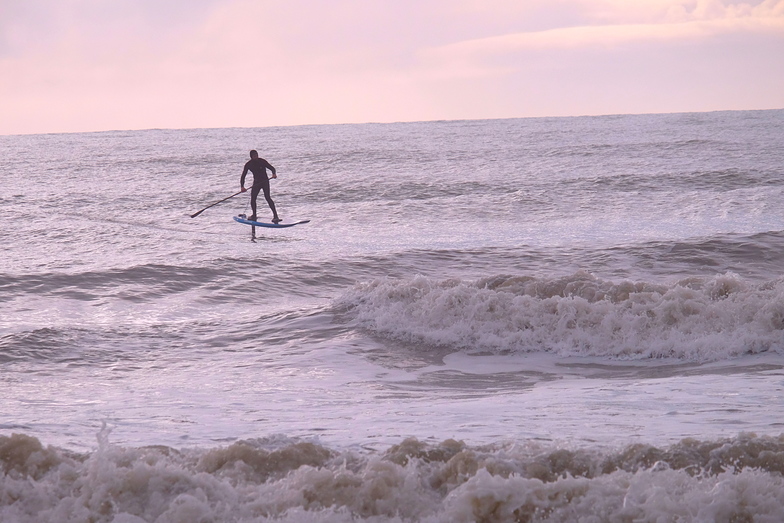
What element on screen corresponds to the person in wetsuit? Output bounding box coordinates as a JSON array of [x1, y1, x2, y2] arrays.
[[240, 150, 281, 223]]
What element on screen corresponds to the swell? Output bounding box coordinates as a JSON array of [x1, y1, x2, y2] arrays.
[[0, 306, 342, 365], [611, 230, 784, 281], [0, 324, 197, 366], [339, 230, 784, 283], [0, 264, 225, 303], [0, 259, 355, 304], [1, 431, 783, 522], [562, 167, 782, 195]]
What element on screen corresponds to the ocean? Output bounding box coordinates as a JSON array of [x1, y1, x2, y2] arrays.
[[1, 109, 784, 522]]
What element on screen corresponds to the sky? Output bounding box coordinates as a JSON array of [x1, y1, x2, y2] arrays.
[[1, 0, 783, 135]]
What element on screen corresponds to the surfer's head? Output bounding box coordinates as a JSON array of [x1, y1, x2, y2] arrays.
[[249, 150, 258, 159]]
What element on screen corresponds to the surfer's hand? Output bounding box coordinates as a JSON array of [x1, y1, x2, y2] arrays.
[[240, 187, 247, 192], [271, 174, 277, 179]]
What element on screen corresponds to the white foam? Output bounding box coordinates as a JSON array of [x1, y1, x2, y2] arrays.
[[336, 272, 784, 361], [3, 432, 784, 522]]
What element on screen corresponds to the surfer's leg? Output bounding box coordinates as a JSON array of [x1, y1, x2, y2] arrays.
[[262, 182, 280, 222], [249, 185, 261, 221]]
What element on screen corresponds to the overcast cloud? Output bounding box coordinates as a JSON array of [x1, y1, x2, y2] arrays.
[[1, 0, 782, 134]]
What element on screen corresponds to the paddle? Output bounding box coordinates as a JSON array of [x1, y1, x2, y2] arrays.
[[190, 190, 244, 218]]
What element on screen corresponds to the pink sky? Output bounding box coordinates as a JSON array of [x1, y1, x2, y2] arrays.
[[1, 0, 783, 135]]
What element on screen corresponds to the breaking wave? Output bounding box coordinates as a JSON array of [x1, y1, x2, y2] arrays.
[[2, 431, 784, 522], [336, 272, 784, 361]]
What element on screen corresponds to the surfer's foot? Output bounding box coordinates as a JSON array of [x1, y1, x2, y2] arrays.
[[248, 215, 256, 221], [272, 217, 282, 224]]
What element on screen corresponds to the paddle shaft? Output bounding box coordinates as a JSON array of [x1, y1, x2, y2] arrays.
[[190, 190, 244, 218]]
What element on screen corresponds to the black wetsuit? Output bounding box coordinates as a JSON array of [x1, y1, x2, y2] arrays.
[[241, 157, 278, 220]]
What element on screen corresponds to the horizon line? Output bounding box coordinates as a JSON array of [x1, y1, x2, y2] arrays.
[[2, 106, 782, 138]]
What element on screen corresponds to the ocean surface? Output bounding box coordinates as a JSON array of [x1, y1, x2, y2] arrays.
[[2, 109, 784, 522]]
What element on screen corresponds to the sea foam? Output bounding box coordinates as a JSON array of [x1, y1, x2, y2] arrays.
[[2, 431, 784, 522], [336, 271, 784, 361]]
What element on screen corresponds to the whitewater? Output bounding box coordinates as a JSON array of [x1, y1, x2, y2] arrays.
[[1, 109, 784, 521]]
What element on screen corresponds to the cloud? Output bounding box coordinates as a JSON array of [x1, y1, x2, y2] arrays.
[[425, 0, 784, 69], [0, 0, 782, 134]]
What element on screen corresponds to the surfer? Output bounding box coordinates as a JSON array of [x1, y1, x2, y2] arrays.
[[240, 150, 281, 223]]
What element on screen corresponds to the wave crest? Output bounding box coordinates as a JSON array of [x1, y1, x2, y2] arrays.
[[336, 272, 784, 360]]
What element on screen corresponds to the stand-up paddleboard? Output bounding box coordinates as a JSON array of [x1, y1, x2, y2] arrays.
[[234, 215, 310, 228]]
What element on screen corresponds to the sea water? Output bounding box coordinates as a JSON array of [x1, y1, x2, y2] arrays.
[[1, 110, 784, 521]]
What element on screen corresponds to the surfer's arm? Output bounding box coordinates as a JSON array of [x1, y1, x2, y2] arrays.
[[267, 161, 277, 179], [240, 164, 249, 190]]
